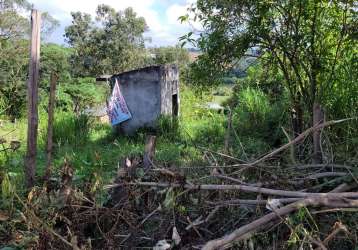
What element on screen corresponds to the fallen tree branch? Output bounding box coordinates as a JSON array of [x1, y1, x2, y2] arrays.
[[327, 183, 356, 193], [206, 198, 302, 206], [312, 208, 358, 214], [202, 197, 358, 250], [300, 172, 348, 179], [291, 164, 354, 170], [104, 181, 358, 199], [206, 182, 355, 207], [215, 173, 348, 188]]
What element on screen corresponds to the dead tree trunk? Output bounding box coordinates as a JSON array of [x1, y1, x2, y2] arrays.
[[25, 9, 41, 189], [44, 73, 58, 181], [313, 102, 324, 163]]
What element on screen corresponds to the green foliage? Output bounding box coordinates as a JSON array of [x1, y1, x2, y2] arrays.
[[0, 39, 29, 119], [150, 46, 189, 66], [178, 85, 226, 148], [58, 77, 107, 113], [0, 0, 30, 41], [239, 63, 285, 100], [0, 173, 15, 211], [55, 85, 74, 112], [237, 88, 271, 121], [285, 207, 321, 249], [65, 5, 149, 76], [53, 112, 93, 146], [190, 113, 226, 146], [0, 2, 59, 119], [322, 48, 358, 159], [40, 44, 72, 84], [213, 84, 233, 97], [150, 46, 191, 79], [220, 63, 289, 151], [231, 87, 278, 153], [184, 53, 225, 87], [156, 115, 179, 140], [183, 0, 357, 136], [0, 41, 73, 119]]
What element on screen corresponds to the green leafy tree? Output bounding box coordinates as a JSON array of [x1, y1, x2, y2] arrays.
[[0, 0, 59, 118], [40, 43, 72, 85], [150, 46, 190, 66], [65, 5, 149, 77], [0, 0, 30, 118], [0, 39, 29, 118], [150, 46, 190, 80], [182, 0, 357, 161]]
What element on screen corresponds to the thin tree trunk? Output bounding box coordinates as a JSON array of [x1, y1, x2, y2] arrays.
[[291, 99, 303, 159], [44, 73, 58, 181], [313, 102, 324, 163], [25, 9, 41, 189]]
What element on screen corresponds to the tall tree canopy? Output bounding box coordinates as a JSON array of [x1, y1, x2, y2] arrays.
[[65, 5, 149, 77]]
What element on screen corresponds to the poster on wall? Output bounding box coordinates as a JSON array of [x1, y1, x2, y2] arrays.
[[107, 79, 132, 126]]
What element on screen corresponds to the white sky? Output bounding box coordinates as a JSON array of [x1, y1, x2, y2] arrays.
[[29, 0, 199, 47]]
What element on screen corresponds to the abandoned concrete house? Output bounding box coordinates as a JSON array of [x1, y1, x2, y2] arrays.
[[107, 64, 180, 135]]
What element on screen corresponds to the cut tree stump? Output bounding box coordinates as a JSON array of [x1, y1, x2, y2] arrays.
[[143, 135, 156, 170]]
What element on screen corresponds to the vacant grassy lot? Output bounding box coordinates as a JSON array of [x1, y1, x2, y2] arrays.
[[0, 85, 228, 186]]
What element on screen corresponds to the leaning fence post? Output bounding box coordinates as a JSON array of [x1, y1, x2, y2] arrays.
[[25, 9, 41, 188], [43, 73, 58, 181]]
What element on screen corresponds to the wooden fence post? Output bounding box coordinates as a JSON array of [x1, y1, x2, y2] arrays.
[[25, 9, 41, 188], [44, 73, 58, 181]]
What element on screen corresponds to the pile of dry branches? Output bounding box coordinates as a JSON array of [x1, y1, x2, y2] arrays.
[[3, 119, 358, 249], [102, 119, 357, 249]]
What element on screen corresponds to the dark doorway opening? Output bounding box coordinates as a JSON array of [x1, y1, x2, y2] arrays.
[[172, 94, 178, 117]]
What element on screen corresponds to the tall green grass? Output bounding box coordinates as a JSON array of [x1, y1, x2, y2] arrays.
[[53, 112, 93, 146], [226, 86, 289, 156]]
